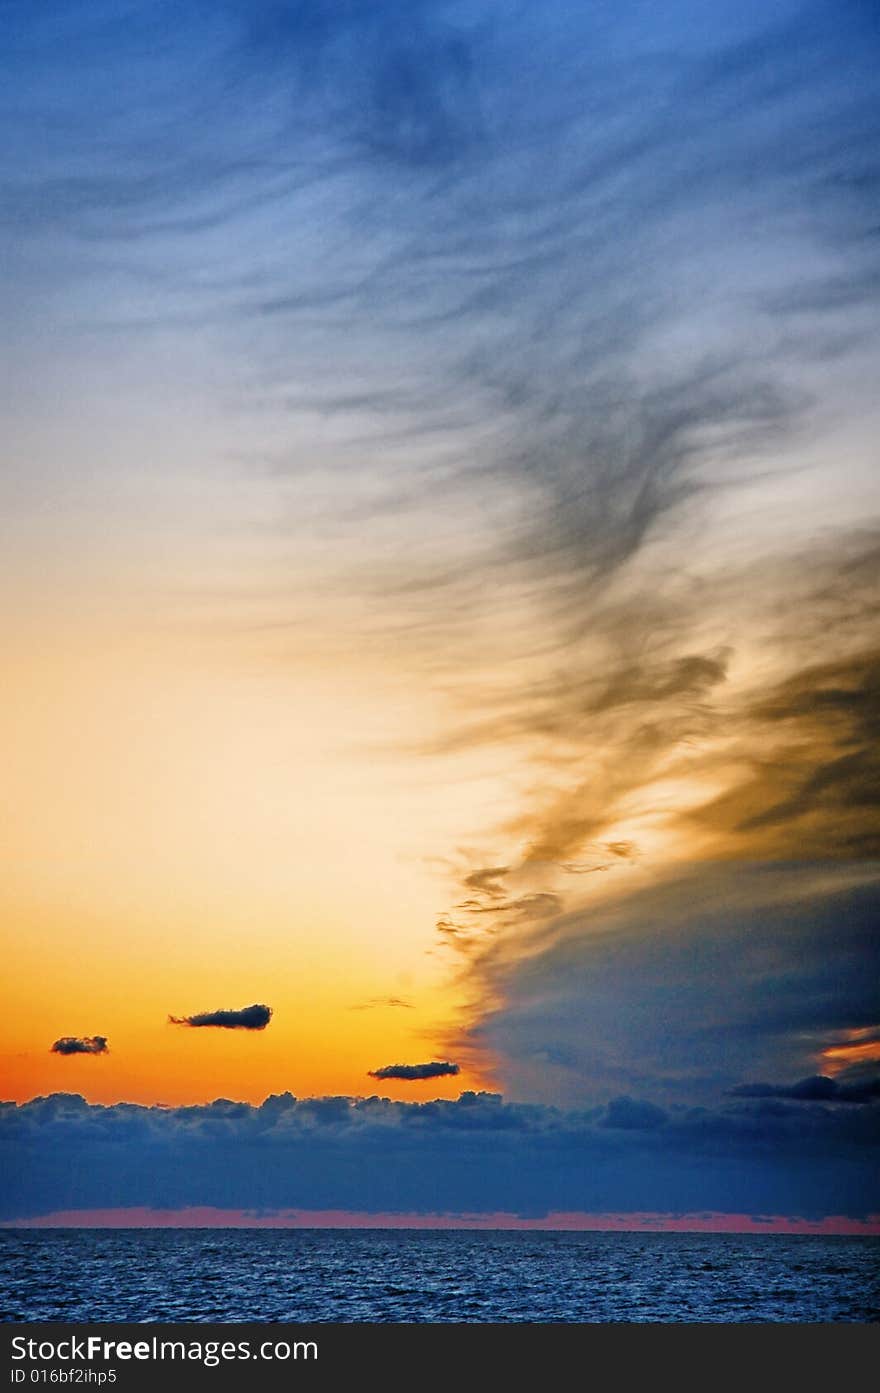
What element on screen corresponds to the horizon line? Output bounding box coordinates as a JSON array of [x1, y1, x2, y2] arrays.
[[4, 1208, 879, 1235]]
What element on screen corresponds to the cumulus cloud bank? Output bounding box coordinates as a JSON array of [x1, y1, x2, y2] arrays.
[[1, 1089, 876, 1224], [456, 866, 880, 1106]]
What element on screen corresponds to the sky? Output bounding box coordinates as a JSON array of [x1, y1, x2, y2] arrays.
[[1, 0, 878, 1229]]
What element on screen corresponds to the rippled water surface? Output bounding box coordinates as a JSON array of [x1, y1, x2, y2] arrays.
[[1, 1230, 877, 1323]]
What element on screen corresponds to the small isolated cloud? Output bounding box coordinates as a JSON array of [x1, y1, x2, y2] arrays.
[[349, 997, 413, 1012], [169, 1004, 272, 1030], [368, 1061, 460, 1081], [729, 1076, 880, 1105], [50, 1037, 108, 1056]]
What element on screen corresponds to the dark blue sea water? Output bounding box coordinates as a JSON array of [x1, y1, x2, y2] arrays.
[[0, 1230, 877, 1323]]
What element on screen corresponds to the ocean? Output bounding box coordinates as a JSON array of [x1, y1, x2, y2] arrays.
[[1, 1229, 877, 1323]]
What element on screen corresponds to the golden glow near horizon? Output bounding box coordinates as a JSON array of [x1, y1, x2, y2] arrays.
[[1, 512, 513, 1105], [2, 460, 877, 1106]]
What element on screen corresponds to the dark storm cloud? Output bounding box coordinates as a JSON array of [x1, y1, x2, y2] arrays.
[[1, 1088, 876, 1223], [730, 1075, 880, 1104], [49, 1036, 108, 1056], [456, 867, 880, 1106], [169, 1005, 273, 1030], [368, 1062, 460, 1081]]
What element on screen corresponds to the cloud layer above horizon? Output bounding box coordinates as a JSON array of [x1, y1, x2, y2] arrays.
[[1, 1087, 877, 1225]]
